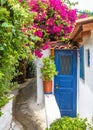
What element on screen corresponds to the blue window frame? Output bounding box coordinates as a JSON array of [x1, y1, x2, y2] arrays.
[[80, 46, 84, 80]]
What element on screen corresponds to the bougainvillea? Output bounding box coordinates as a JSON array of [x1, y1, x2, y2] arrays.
[[78, 12, 87, 19], [78, 10, 93, 19], [19, 0, 77, 57]]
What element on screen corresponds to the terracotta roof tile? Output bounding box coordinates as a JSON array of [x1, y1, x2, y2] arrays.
[[69, 17, 93, 41]]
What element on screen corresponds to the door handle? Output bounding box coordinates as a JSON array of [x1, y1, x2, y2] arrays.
[[55, 84, 58, 89]]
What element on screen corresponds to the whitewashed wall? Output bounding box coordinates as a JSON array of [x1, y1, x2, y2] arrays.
[[36, 49, 50, 104], [0, 95, 13, 130], [77, 49, 80, 114], [78, 30, 93, 121]]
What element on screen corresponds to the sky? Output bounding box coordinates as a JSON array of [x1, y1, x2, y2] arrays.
[[70, 0, 93, 12]]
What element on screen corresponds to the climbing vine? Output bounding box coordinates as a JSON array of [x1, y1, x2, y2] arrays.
[[0, 0, 35, 110]]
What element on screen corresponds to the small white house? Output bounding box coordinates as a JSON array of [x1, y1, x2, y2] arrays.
[[36, 16, 93, 126], [70, 16, 93, 121]]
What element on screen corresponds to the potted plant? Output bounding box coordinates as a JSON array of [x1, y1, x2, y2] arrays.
[[41, 56, 57, 94]]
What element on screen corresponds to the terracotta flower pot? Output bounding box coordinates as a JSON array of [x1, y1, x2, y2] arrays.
[[50, 48, 54, 56], [43, 80, 52, 94]]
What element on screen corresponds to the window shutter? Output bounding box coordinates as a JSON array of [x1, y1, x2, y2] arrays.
[[80, 46, 84, 80]]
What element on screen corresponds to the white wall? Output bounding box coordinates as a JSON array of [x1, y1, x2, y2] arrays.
[[0, 95, 13, 130], [45, 94, 61, 128], [36, 49, 50, 104], [78, 30, 93, 121], [77, 49, 80, 114]]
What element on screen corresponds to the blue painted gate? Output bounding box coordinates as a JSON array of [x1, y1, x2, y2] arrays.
[[54, 50, 77, 117]]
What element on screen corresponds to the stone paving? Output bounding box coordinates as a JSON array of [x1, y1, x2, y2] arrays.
[[12, 78, 46, 130], [10, 120, 24, 130]]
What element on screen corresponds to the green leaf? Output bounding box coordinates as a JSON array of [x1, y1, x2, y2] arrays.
[[0, 46, 4, 50], [0, 72, 4, 79], [0, 0, 6, 6], [1, 22, 13, 28]]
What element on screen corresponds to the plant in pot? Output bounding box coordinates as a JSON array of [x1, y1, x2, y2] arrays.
[[41, 56, 57, 94]]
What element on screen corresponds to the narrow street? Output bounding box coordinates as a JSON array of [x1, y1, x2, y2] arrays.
[[13, 78, 46, 130]]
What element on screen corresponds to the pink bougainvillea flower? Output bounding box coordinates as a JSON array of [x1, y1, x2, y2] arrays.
[[34, 30, 43, 38], [41, 41, 51, 50], [56, 33, 61, 37], [21, 27, 27, 33], [33, 24, 39, 28], [64, 43, 69, 48], [34, 49, 43, 58], [79, 13, 87, 19], [42, 44, 49, 50], [46, 18, 54, 26], [19, 0, 22, 2], [35, 12, 46, 21], [46, 41, 51, 45], [67, 9, 77, 23], [28, 0, 40, 12], [53, 25, 61, 33]]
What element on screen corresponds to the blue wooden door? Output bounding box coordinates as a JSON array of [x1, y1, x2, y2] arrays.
[[54, 50, 77, 117]]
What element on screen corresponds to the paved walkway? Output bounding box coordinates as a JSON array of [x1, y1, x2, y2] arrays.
[[13, 78, 46, 130]]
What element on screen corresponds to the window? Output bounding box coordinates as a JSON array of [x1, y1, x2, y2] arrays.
[[80, 46, 84, 80], [87, 49, 90, 67], [60, 55, 72, 75]]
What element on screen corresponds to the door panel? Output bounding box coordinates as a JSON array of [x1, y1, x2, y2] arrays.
[[54, 50, 77, 117]]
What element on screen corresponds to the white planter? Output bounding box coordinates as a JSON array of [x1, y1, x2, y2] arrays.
[[0, 94, 14, 130]]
